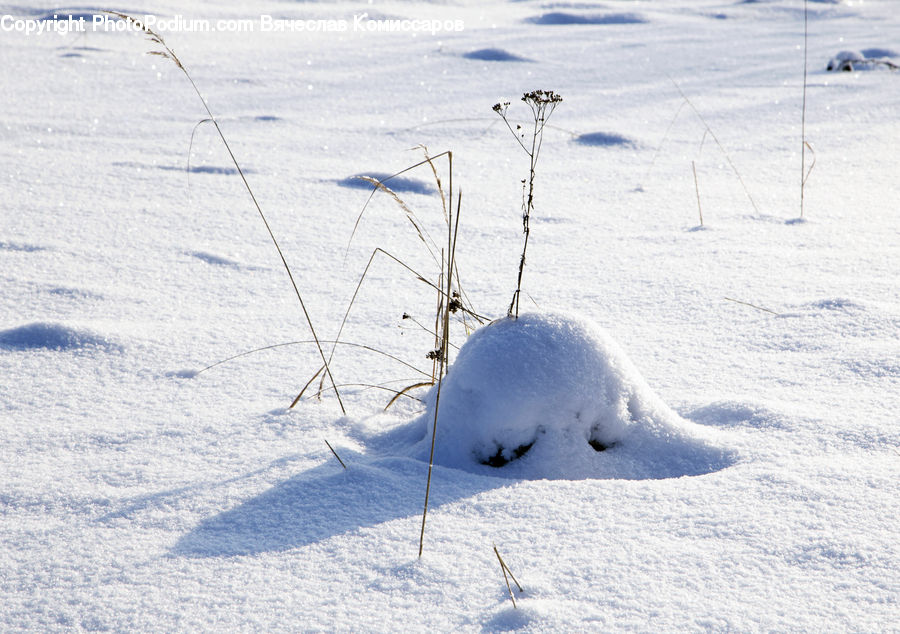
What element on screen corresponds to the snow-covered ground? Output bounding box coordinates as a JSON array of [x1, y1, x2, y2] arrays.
[[2, 0, 898, 630]]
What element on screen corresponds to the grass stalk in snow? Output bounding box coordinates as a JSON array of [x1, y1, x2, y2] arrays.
[[692, 160, 703, 226], [324, 439, 347, 469], [194, 339, 431, 385], [801, 0, 809, 219], [419, 192, 463, 557], [108, 12, 345, 413], [799, 0, 818, 220], [493, 544, 523, 608], [314, 150, 484, 409], [493, 90, 563, 318], [724, 296, 780, 316], [668, 77, 760, 216]]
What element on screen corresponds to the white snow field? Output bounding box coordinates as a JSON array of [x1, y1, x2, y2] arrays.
[[2, 0, 898, 630]]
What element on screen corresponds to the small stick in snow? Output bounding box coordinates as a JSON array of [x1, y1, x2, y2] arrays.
[[724, 297, 780, 316], [692, 160, 703, 226], [493, 544, 523, 608], [324, 439, 347, 469]]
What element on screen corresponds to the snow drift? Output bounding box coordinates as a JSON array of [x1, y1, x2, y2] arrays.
[[411, 312, 735, 480]]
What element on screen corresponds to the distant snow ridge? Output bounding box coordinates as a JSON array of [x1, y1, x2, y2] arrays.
[[826, 50, 898, 71], [526, 12, 647, 26], [414, 312, 734, 480], [462, 48, 530, 62], [0, 322, 119, 352]]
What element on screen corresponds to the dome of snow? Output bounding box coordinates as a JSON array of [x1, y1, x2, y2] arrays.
[[412, 312, 734, 479]]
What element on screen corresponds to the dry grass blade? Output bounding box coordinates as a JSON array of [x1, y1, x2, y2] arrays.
[[692, 160, 703, 226], [193, 339, 430, 380], [802, 141, 816, 190], [418, 145, 448, 224], [186, 118, 213, 200], [801, 0, 809, 219], [493, 544, 523, 608], [668, 76, 760, 215], [384, 381, 434, 411], [401, 313, 461, 351], [355, 176, 441, 267], [109, 11, 344, 413], [324, 439, 347, 469], [724, 296, 780, 316], [291, 364, 325, 408], [345, 151, 453, 258], [419, 191, 462, 558], [297, 381, 428, 405], [640, 101, 687, 190]]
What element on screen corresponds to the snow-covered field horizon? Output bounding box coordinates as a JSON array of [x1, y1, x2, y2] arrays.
[[2, 0, 898, 630]]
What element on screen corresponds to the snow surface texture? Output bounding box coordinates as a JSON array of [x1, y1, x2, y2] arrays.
[[2, 0, 899, 631], [411, 312, 734, 480]]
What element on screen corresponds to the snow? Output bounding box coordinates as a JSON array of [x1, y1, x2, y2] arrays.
[[409, 311, 735, 480], [2, 0, 899, 631]]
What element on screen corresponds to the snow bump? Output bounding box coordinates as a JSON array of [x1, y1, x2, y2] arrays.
[[462, 48, 530, 62], [526, 12, 647, 26], [412, 312, 735, 480], [574, 131, 637, 148], [0, 322, 120, 352]]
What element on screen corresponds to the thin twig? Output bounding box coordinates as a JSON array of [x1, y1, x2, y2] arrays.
[[384, 381, 434, 411], [692, 160, 703, 226], [419, 192, 462, 557], [801, 0, 809, 219], [324, 439, 347, 469], [493, 544, 524, 592], [724, 297, 780, 316], [668, 77, 760, 215], [196, 339, 430, 378], [291, 365, 325, 408], [493, 544, 523, 608], [345, 151, 452, 259]]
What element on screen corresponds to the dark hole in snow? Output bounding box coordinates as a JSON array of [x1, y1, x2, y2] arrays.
[[482, 441, 535, 467], [588, 439, 610, 452]]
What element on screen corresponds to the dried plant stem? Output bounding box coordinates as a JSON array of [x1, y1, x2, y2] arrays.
[[668, 77, 759, 215], [493, 91, 562, 318], [196, 339, 431, 379], [108, 11, 344, 413], [692, 161, 703, 226], [724, 296, 780, 316], [303, 381, 428, 403], [419, 192, 462, 558], [324, 439, 347, 469], [510, 141, 537, 318], [493, 544, 523, 608], [801, 0, 808, 219], [384, 381, 434, 411]]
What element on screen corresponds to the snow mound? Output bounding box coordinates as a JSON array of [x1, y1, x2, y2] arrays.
[[574, 131, 637, 148], [462, 48, 530, 62], [0, 322, 120, 352], [187, 250, 242, 267], [412, 312, 734, 480], [826, 50, 898, 71], [527, 12, 647, 26]]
